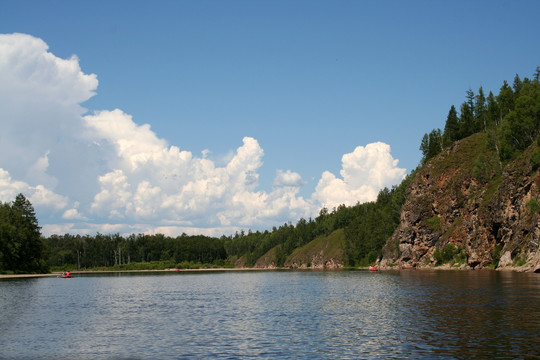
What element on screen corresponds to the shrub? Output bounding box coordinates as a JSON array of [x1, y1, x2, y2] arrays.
[[434, 244, 467, 266], [491, 244, 503, 267], [513, 254, 527, 267], [426, 216, 441, 231], [526, 198, 540, 214], [434, 243, 456, 264], [531, 149, 540, 171], [453, 247, 467, 265]]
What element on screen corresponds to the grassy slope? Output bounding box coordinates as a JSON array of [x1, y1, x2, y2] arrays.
[[284, 229, 346, 268]]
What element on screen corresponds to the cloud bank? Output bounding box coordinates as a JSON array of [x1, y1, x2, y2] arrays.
[[0, 33, 406, 236]]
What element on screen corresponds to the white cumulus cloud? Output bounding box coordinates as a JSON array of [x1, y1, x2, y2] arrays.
[[0, 33, 407, 237], [273, 169, 306, 188], [0, 168, 68, 212], [0, 32, 100, 219], [312, 142, 406, 209]]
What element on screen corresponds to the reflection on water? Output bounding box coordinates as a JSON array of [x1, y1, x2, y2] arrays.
[[1, 270, 539, 359]]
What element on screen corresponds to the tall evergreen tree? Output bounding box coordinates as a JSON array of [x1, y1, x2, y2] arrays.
[[420, 129, 443, 164], [499, 77, 540, 160], [486, 91, 500, 127], [513, 74, 522, 95], [0, 194, 47, 273], [443, 105, 459, 147], [534, 66, 540, 83], [497, 80, 515, 123], [0, 202, 16, 271], [459, 101, 474, 138], [475, 87, 487, 132]]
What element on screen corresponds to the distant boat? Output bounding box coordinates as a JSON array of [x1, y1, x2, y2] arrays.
[[59, 272, 71, 278], [369, 265, 378, 272]]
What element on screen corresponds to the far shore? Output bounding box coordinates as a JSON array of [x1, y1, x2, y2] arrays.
[[0, 267, 278, 279], [1, 267, 367, 279], [3, 265, 532, 279]]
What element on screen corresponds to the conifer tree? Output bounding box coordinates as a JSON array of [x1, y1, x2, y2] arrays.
[[486, 91, 500, 127], [0, 194, 47, 273], [475, 87, 487, 132], [459, 101, 474, 138], [443, 105, 459, 147], [513, 74, 522, 95]]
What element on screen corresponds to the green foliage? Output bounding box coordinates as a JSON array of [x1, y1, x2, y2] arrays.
[[286, 229, 345, 267], [426, 216, 441, 231], [0, 194, 48, 273], [443, 105, 459, 147], [531, 149, 540, 171], [434, 244, 456, 264], [44, 232, 228, 269], [459, 100, 475, 138], [499, 79, 540, 161], [475, 87, 487, 132], [491, 244, 503, 267], [472, 153, 495, 183], [526, 198, 540, 214], [438, 68, 539, 167], [420, 129, 443, 164], [344, 172, 414, 266], [513, 254, 527, 267], [433, 243, 466, 266]]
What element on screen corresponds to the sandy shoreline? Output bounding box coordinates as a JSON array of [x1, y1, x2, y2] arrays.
[[0, 273, 60, 279]]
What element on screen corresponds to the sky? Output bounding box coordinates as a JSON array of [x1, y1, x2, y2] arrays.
[[1, 0, 539, 237]]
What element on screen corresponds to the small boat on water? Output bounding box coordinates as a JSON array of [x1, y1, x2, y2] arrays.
[[369, 265, 378, 272], [59, 271, 71, 278]]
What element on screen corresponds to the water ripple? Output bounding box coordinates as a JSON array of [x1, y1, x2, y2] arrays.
[[1, 270, 539, 359]]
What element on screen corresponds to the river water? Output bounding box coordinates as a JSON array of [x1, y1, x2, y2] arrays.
[[1, 270, 539, 359]]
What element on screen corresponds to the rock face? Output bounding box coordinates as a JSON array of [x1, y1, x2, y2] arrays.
[[285, 256, 343, 270], [380, 134, 540, 272]]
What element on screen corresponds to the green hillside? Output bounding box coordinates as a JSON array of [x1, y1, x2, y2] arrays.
[[284, 229, 346, 269]]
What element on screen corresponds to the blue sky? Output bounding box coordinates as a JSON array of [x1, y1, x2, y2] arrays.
[[1, 0, 539, 237]]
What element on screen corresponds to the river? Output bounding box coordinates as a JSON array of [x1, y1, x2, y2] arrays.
[[1, 270, 539, 359]]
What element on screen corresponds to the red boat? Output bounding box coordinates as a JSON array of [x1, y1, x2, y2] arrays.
[[369, 265, 378, 272]]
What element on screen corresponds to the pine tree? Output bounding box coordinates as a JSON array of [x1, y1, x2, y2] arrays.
[[513, 74, 522, 95], [475, 87, 487, 132], [497, 80, 514, 124], [486, 91, 500, 127], [459, 101, 474, 138], [499, 76, 540, 161], [0, 194, 47, 273], [443, 105, 459, 147], [420, 129, 443, 164]]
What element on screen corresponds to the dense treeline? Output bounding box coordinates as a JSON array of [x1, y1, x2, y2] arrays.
[[420, 67, 540, 166], [0, 194, 48, 273], [44, 233, 228, 269], [2, 68, 538, 272]]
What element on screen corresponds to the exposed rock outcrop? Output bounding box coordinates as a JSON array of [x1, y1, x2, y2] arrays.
[[380, 134, 540, 272]]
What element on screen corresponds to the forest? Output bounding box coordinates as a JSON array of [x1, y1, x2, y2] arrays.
[[1, 68, 538, 273]]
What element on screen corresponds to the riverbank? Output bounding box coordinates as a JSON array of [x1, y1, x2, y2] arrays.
[[0, 267, 275, 279], [2, 265, 536, 279], [0, 273, 60, 279]]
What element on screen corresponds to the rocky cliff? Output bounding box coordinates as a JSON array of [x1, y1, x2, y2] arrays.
[[380, 133, 540, 272]]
